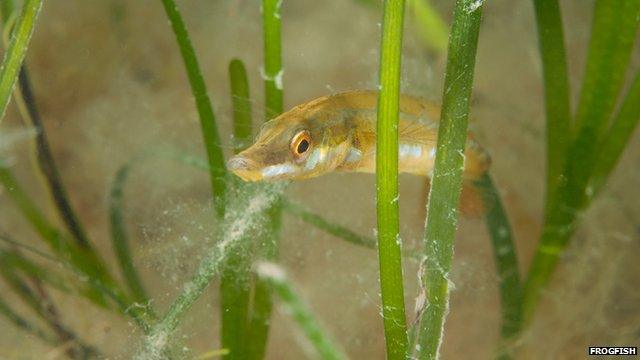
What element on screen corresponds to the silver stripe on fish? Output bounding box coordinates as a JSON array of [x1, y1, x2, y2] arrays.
[[262, 163, 296, 178], [399, 143, 423, 158]]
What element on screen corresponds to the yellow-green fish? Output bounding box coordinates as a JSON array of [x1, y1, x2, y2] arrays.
[[228, 90, 490, 184]]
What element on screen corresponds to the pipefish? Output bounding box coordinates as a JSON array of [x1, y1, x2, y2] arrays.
[[227, 90, 490, 213]]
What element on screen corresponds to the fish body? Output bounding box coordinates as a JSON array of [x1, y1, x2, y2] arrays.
[[228, 90, 490, 182]]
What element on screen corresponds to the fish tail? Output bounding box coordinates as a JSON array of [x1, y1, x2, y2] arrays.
[[459, 178, 487, 218]]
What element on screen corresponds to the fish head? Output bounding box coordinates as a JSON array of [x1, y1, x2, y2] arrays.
[[228, 112, 352, 181]]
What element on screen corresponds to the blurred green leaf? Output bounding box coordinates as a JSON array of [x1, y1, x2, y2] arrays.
[[256, 262, 347, 360], [524, 0, 640, 322], [221, 58, 254, 360], [109, 163, 150, 305], [0, 0, 42, 122], [159, 0, 228, 217]]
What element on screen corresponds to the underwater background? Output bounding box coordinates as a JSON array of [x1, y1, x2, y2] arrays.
[[0, 0, 638, 358]]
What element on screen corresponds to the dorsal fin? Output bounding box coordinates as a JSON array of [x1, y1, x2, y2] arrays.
[[398, 119, 437, 145]]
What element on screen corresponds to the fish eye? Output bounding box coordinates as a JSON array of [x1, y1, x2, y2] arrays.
[[290, 130, 312, 159]]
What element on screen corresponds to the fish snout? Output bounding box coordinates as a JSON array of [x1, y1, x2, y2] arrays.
[[227, 155, 262, 181]]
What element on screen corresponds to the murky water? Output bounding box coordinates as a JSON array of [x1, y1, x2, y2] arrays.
[[0, 0, 638, 358]]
